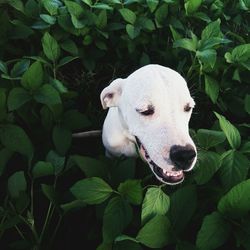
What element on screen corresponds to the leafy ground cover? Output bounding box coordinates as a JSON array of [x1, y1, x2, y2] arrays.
[[0, 0, 249, 249]]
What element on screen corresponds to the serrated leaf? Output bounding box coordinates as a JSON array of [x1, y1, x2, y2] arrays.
[[8, 171, 27, 199], [218, 179, 250, 218], [0, 124, 33, 160], [196, 211, 231, 250], [141, 187, 170, 225], [219, 150, 249, 190], [103, 197, 133, 243], [21, 61, 43, 90], [7, 87, 32, 111], [118, 180, 143, 205], [70, 177, 113, 204], [214, 112, 241, 149], [42, 32, 60, 62], [136, 215, 170, 248]]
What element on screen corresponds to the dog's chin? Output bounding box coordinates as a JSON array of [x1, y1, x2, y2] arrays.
[[135, 137, 184, 185]]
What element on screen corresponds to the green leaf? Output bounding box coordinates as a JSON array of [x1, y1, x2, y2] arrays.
[[70, 177, 113, 204], [136, 215, 170, 248], [218, 179, 250, 218], [40, 14, 56, 25], [34, 84, 61, 105], [52, 125, 72, 156], [32, 161, 54, 178], [204, 75, 219, 104], [173, 38, 197, 52], [103, 197, 133, 243], [92, 3, 113, 10], [119, 8, 136, 24], [170, 185, 197, 234], [96, 10, 107, 29], [41, 184, 57, 203], [21, 61, 43, 90], [50, 79, 68, 94], [196, 211, 231, 250], [184, 0, 202, 15], [225, 44, 250, 63], [7, 87, 32, 111], [0, 124, 33, 160], [0, 148, 13, 176], [46, 150, 65, 175], [0, 60, 8, 74], [61, 39, 78, 56], [69, 155, 108, 179], [214, 112, 241, 149], [65, 0, 84, 18], [43, 0, 60, 15], [194, 150, 221, 185], [197, 49, 217, 69], [147, 0, 159, 12], [155, 3, 168, 27], [42, 32, 61, 62], [199, 37, 230, 51], [126, 24, 140, 39], [219, 150, 249, 190], [10, 59, 30, 77], [196, 129, 226, 149], [118, 179, 143, 205], [7, 0, 24, 13], [201, 19, 221, 40], [57, 56, 79, 68], [141, 187, 170, 225], [8, 171, 27, 199], [244, 94, 250, 114]]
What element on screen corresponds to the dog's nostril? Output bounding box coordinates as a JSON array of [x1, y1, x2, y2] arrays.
[[170, 144, 196, 170]]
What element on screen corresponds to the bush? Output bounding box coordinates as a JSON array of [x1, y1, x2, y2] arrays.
[[0, 0, 249, 249]]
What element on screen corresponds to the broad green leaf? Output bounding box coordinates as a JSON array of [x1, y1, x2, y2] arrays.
[[46, 150, 65, 175], [21, 61, 43, 90], [214, 112, 241, 149], [244, 94, 250, 114], [119, 8, 136, 24], [52, 125, 72, 156], [141, 187, 170, 225], [7, 87, 32, 111], [194, 150, 221, 185], [81, 0, 92, 6], [65, 0, 84, 18], [60, 200, 86, 213], [32, 161, 54, 178], [170, 185, 197, 234], [96, 10, 107, 29], [34, 84, 61, 105], [196, 211, 231, 250], [196, 129, 226, 149], [201, 19, 221, 40], [204, 75, 219, 104], [219, 150, 249, 190], [43, 0, 60, 15], [241, 141, 250, 154], [40, 14, 56, 25], [155, 3, 168, 27], [57, 56, 79, 68], [118, 179, 143, 205], [69, 155, 108, 178], [147, 0, 159, 12], [0, 124, 33, 160], [103, 197, 133, 243], [136, 215, 170, 248], [42, 32, 61, 62], [8, 0, 24, 13], [8, 171, 27, 199], [92, 3, 113, 10], [0, 148, 13, 176], [126, 24, 140, 39], [70, 177, 113, 204], [199, 37, 230, 51], [41, 184, 57, 203], [10, 59, 30, 77], [50, 79, 68, 94], [61, 39, 78, 55], [185, 0, 202, 15], [173, 38, 197, 52], [0, 60, 8, 74], [218, 179, 250, 218], [225, 44, 250, 63], [197, 49, 217, 69]]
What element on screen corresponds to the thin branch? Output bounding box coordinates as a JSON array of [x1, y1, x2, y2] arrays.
[[72, 130, 102, 138]]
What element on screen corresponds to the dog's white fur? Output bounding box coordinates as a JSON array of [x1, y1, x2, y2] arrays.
[[100, 64, 197, 184]]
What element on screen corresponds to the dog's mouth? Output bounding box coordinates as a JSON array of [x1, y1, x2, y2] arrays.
[[135, 136, 184, 185]]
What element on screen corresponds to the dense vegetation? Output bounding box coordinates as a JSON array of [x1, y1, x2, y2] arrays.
[[0, 0, 249, 249]]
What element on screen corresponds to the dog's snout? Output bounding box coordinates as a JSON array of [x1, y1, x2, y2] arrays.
[[170, 144, 196, 170]]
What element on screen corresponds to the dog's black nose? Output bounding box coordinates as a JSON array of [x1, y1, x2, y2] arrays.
[[170, 144, 196, 170]]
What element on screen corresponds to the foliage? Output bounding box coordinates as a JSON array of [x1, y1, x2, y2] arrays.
[[0, 0, 249, 249]]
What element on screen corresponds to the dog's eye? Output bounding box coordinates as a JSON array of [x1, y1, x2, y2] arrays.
[[136, 105, 155, 116], [184, 104, 192, 112]]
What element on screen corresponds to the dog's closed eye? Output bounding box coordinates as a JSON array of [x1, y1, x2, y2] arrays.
[[136, 105, 155, 116]]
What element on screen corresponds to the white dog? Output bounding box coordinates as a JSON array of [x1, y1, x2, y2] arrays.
[[100, 64, 197, 185]]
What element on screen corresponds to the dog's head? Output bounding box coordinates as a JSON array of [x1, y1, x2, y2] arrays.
[[101, 64, 197, 185]]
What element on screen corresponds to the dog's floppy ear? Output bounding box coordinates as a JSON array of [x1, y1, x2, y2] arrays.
[[100, 78, 123, 109]]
